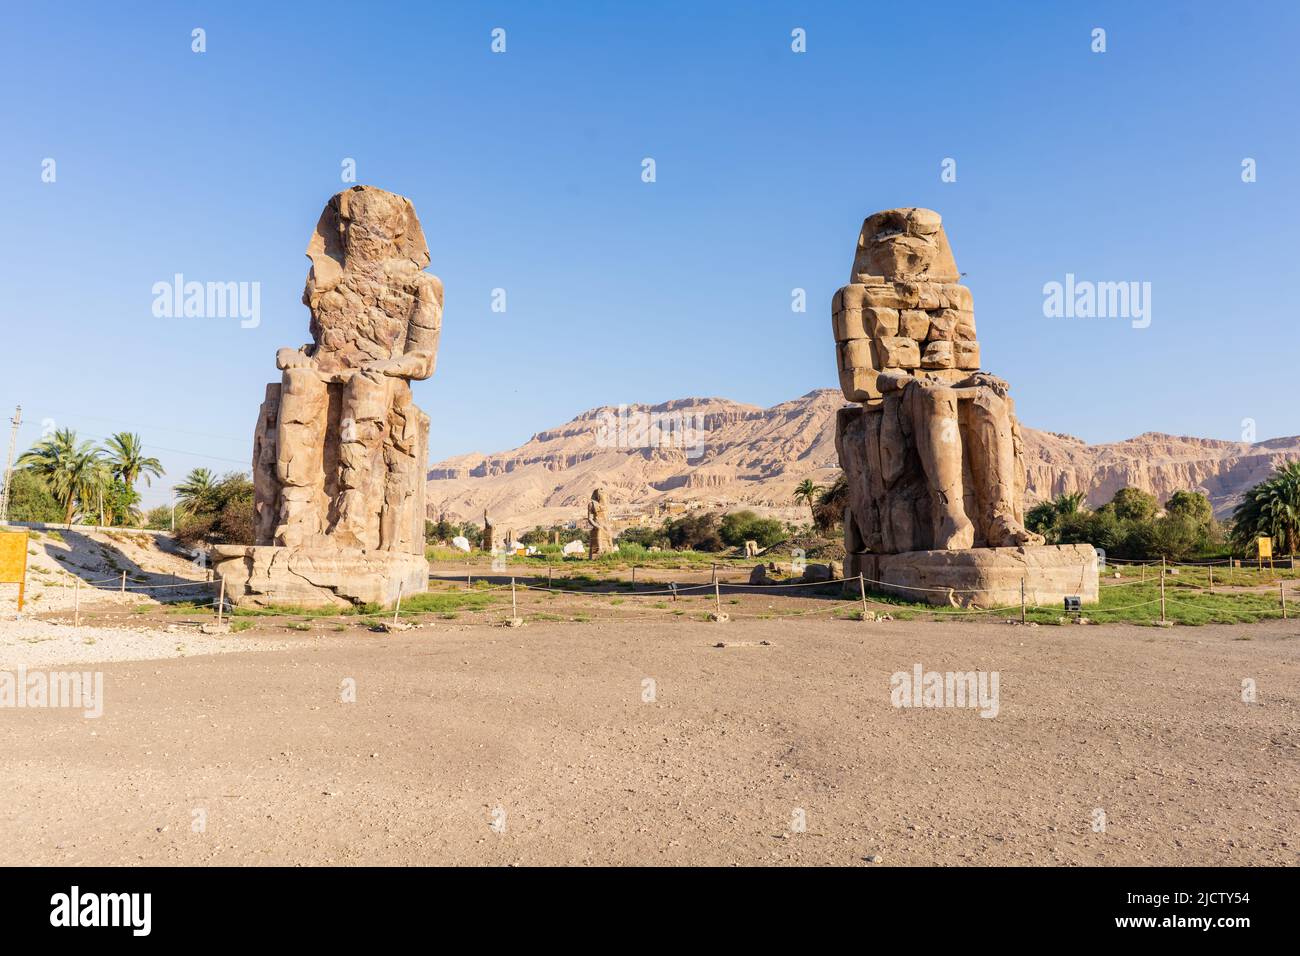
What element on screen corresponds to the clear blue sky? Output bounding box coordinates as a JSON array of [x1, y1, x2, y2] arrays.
[[3, 1, 1297, 508]]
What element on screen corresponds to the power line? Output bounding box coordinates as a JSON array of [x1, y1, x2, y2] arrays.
[[0, 405, 21, 522], [39, 410, 246, 444]]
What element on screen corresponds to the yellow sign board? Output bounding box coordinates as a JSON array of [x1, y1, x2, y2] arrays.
[[1258, 536, 1273, 559], [0, 531, 29, 611]]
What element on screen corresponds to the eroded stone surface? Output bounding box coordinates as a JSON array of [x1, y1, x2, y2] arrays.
[[832, 208, 1045, 555], [254, 185, 439, 556], [831, 209, 1094, 603], [845, 544, 1100, 609], [212, 545, 427, 608], [230, 186, 439, 607]]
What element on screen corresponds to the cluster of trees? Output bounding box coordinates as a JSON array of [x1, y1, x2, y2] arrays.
[[7, 429, 256, 548], [425, 510, 796, 556], [1027, 487, 1222, 561], [163, 468, 255, 547], [11, 430, 162, 526], [519, 524, 586, 548], [1230, 461, 1300, 555], [618, 509, 789, 553], [425, 518, 487, 549], [1025, 465, 1300, 560]]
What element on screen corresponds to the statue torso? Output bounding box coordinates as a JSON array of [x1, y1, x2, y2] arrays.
[[308, 263, 416, 372]]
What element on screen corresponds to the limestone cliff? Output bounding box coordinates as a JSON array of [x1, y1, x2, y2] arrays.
[[426, 390, 1300, 529]]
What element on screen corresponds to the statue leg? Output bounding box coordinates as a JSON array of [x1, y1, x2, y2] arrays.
[[334, 370, 391, 549], [962, 386, 1045, 547], [379, 381, 418, 551], [253, 384, 281, 546], [273, 369, 328, 547], [905, 380, 975, 550]]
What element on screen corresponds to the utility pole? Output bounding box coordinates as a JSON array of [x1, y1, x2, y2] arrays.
[[0, 405, 21, 524], [1160, 556, 1167, 624]]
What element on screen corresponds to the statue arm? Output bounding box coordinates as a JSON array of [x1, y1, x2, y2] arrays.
[[364, 273, 442, 380], [876, 369, 914, 393], [276, 345, 316, 370]]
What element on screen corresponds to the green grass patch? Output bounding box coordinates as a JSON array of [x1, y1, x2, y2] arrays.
[[163, 600, 209, 614], [858, 577, 1290, 627], [393, 591, 501, 615], [231, 603, 379, 618]]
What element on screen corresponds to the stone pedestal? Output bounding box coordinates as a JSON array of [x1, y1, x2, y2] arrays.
[[212, 545, 428, 609], [845, 543, 1098, 609]]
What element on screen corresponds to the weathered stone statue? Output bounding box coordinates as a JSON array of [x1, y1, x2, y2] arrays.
[[587, 489, 616, 557], [482, 510, 493, 553], [214, 185, 438, 607], [833, 208, 1096, 606]]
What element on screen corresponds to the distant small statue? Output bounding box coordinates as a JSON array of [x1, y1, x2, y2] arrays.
[[587, 488, 616, 557]]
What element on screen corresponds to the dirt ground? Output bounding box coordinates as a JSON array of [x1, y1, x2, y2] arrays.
[[1, 600, 1295, 866]]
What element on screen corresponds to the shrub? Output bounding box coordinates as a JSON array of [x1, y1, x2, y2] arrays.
[[664, 512, 724, 552], [176, 472, 254, 546], [618, 524, 669, 549], [5, 470, 62, 523], [1109, 487, 1158, 523], [719, 510, 787, 549]]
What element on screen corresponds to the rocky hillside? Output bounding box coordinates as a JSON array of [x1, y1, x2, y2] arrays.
[[426, 390, 1300, 529]]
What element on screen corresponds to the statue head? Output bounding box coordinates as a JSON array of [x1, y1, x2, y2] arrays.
[[306, 185, 430, 288], [852, 208, 959, 283]]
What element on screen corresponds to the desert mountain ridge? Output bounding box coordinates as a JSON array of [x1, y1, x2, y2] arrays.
[[426, 389, 1300, 530]]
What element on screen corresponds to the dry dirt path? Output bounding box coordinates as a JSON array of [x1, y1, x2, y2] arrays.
[[1, 616, 1295, 866]]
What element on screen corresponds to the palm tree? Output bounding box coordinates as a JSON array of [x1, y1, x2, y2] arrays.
[[813, 473, 848, 532], [174, 467, 215, 510], [16, 429, 107, 524], [1025, 501, 1058, 537], [794, 479, 822, 526], [1053, 491, 1087, 516], [1232, 461, 1300, 555], [104, 432, 163, 495]]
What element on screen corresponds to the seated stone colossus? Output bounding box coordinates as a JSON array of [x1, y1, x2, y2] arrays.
[[213, 185, 438, 608], [256, 184, 438, 554], [832, 208, 1096, 607]]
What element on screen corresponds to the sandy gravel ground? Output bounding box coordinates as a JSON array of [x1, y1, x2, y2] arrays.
[[0, 616, 288, 669], [2, 527, 213, 618], [1, 615, 1295, 866]]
